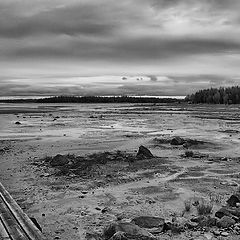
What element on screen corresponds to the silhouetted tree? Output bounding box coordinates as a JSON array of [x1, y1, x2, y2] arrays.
[[186, 86, 240, 104]]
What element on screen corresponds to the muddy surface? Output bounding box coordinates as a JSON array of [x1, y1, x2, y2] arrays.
[[0, 103, 240, 239]]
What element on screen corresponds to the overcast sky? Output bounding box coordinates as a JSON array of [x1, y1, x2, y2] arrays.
[[0, 0, 240, 97]]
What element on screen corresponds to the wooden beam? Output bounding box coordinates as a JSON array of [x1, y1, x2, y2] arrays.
[[0, 182, 46, 240]]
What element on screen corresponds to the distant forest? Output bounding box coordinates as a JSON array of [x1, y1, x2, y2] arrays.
[[0, 96, 182, 104], [185, 86, 240, 104]]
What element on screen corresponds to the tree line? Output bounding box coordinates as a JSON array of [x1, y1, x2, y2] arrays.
[[185, 86, 240, 104], [0, 96, 182, 104]]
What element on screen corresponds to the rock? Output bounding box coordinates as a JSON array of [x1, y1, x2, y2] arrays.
[[15, 121, 21, 125], [131, 216, 164, 230], [191, 216, 217, 227], [169, 217, 189, 233], [186, 221, 199, 229], [136, 146, 153, 159], [213, 230, 220, 236], [101, 207, 109, 213], [50, 154, 69, 167], [109, 231, 155, 240], [204, 233, 213, 240], [217, 216, 236, 228], [220, 232, 229, 237], [170, 137, 185, 145], [185, 150, 194, 157], [215, 207, 240, 220], [226, 194, 240, 207], [103, 222, 154, 240]]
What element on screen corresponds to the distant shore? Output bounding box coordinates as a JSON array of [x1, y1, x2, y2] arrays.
[[0, 95, 185, 104]]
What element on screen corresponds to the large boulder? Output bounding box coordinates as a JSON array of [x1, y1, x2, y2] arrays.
[[131, 216, 165, 230], [217, 216, 236, 228], [103, 222, 154, 240], [226, 194, 240, 207], [50, 154, 69, 167], [136, 146, 153, 159], [170, 137, 185, 145]]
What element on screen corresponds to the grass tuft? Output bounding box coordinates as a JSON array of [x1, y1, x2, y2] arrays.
[[196, 199, 213, 215]]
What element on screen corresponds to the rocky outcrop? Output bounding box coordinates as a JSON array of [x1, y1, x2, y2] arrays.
[[136, 146, 154, 159], [170, 137, 185, 145]]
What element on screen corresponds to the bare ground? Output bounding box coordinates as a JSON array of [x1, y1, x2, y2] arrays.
[[0, 103, 240, 239]]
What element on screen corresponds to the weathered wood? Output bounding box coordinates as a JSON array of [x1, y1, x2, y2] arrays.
[[0, 197, 27, 240], [0, 182, 46, 240], [0, 217, 11, 239]]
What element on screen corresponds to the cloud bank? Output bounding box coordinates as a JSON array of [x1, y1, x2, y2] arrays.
[[0, 0, 240, 96]]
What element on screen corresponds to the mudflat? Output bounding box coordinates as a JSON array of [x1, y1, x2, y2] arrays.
[[0, 102, 240, 239]]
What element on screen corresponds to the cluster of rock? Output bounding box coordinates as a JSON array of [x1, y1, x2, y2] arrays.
[[39, 145, 155, 177], [88, 192, 240, 240]]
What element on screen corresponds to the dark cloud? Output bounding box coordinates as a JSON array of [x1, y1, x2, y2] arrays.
[[0, 0, 240, 96]]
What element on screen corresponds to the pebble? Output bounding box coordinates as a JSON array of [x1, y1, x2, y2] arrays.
[[221, 232, 229, 237], [213, 230, 220, 236], [204, 233, 213, 240]]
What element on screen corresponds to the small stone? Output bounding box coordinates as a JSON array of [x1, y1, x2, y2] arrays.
[[221, 231, 229, 237], [101, 207, 109, 213], [213, 230, 220, 236], [217, 216, 236, 228], [204, 233, 213, 240]]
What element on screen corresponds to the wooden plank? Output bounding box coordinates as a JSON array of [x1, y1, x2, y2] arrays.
[[0, 217, 11, 240], [0, 197, 27, 240], [0, 182, 46, 240]]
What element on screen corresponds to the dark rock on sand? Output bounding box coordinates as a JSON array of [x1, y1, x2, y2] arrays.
[[131, 216, 165, 230], [50, 154, 69, 167], [136, 146, 153, 159], [215, 207, 240, 220], [15, 121, 21, 125], [103, 222, 154, 240], [217, 216, 236, 228], [170, 137, 185, 145], [226, 194, 240, 207], [191, 216, 217, 227]]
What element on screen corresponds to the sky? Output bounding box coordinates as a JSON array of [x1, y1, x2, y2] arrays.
[[0, 0, 240, 97]]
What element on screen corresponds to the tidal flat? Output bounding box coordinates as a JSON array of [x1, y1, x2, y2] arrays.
[[0, 102, 240, 239]]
